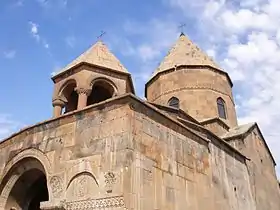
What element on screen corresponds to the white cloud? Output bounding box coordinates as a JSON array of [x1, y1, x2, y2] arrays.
[[121, 19, 179, 79], [36, 0, 69, 9], [28, 21, 50, 50], [206, 49, 216, 59], [65, 36, 76, 48], [219, 9, 277, 34], [13, 0, 24, 7], [0, 114, 23, 140], [3, 50, 16, 59], [29, 21, 40, 42], [138, 44, 161, 62]]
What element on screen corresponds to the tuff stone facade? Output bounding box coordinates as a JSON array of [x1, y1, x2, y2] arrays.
[[0, 34, 279, 210]]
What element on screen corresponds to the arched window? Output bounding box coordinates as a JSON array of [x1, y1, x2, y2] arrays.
[[87, 79, 115, 105], [168, 97, 180, 109], [217, 97, 227, 119]]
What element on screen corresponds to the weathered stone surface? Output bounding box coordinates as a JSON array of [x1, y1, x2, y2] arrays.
[[0, 33, 279, 210]]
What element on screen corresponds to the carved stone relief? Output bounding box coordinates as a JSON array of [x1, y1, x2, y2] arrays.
[[66, 196, 126, 210], [50, 176, 63, 198], [75, 175, 88, 198], [66, 173, 98, 201], [104, 172, 117, 193]]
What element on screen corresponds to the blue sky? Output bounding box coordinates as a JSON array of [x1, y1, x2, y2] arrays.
[[1, 0, 280, 175], [0, 0, 192, 128], [0, 0, 183, 125]]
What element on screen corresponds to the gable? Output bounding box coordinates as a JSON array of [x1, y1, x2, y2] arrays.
[[248, 126, 276, 166], [224, 123, 276, 166]]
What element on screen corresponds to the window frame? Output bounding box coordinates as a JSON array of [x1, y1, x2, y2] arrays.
[[168, 97, 180, 109], [217, 97, 227, 119]]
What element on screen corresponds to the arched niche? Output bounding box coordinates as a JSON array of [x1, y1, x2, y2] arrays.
[[66, 172, 99, 202]]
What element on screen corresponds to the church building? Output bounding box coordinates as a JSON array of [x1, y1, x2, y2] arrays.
[[0, 32, 279, 210]]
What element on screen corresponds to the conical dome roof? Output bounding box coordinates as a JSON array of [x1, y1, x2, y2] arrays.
[[151, 33, 221, 78], [53, 40, 128, 77]]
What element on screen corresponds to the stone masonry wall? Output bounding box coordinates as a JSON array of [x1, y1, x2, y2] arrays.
[[146, 68, 238, 127], [210, 142, 256, 210], [128, 100, 255, 210], [202, 121, 229, 137], [243, 128, 280, 210], [0, 96, 266, 210], [0, 100, 134, 209]]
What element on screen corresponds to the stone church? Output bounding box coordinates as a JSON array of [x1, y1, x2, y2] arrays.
[[0, 32, 279, 210]]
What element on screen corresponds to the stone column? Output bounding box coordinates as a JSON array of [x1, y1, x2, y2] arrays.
[[52, 98, 66, 118], [75, 87, 92, 110]]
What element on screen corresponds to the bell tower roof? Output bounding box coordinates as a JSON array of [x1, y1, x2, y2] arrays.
[[53, 40, 128, 78], [151, 33, 222, 78]]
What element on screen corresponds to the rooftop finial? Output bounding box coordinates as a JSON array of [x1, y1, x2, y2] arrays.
[[178, 23, 186, 36], [97, 30, 106, 40]]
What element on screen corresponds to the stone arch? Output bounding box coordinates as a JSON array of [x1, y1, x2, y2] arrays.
[[1, 148, 52, 181], [90, 77, 117, 92], [66, 171, 99, 202], [87, 77, 118, 105], [66, 171, 98, 190], [0, 149, 51, 209], [58, 79, 77, 96], [66, 160, 98, 189]]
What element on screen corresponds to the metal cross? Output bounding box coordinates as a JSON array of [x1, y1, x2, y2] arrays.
[[97, 30, 106, 40], [178, 23, 186, 33]]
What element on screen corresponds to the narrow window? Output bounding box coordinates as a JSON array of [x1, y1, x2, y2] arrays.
[[168, 97, 180, 109], [217, 97, 226, 119]]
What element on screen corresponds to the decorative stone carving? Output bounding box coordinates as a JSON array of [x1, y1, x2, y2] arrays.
[[104, 172, 116, 193], [75, 87, 92, 96], [129, 103, 135, 110], [76, 176, 87, 198], [50, 176, 63, 198], [52, 97, 66, 107], [66, 196, 126, 210], [66, 173, 98, 201]]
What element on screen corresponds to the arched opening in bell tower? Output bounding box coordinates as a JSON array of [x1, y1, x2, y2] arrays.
[[87, 79, 115, 105], [61, 80, 78, 114]]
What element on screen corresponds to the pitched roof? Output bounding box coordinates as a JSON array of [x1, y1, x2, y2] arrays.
[[53, 40, 128, 77], [151, 33, 221, 77], [222, 122, 256, 139], [200, 117, 230, 130], [222, 122, 276, 165]]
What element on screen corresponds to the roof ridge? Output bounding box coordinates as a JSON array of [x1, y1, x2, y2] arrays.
[[150, 33, 222, 78], [53, 40, 128, 77]]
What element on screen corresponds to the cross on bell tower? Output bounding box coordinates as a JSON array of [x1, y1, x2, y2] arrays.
[[178, 23, 186, 36], [97, 30, 106, 40]]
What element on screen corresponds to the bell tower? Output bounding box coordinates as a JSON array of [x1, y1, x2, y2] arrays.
[[145, 33, 238, 128], [51, 40, 134, 117]]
